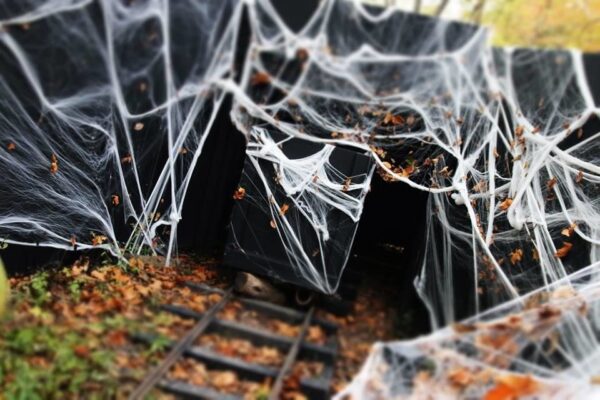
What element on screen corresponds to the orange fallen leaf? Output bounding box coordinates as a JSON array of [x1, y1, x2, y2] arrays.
[[509, 248, 523, 265], [50, 153, 58, 174], [279, 203, 290, 217], [91, 234, 107, 246], [499, 198, 513, 211], [342, 177, 351, 192], [251, 71, 271, 86], [7, 142, 16, 151], [514, 125, 524, 137], [212, 371, 237, 389], [554, 242, 573, 258], [484, 374, 539, 400], [561, 223, 577, 237], [105, 330, 127, 347], [74, 345, 90, 358], [233, 187, 246, 200], [448, 367, 474, 388], [382, 112, 405, 126], [91, 270, 106, 281], [121, 153, 133, 164]]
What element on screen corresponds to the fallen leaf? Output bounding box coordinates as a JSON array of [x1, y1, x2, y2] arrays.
[[121, 153, 133, 164], [91, 270, 106, 281], [514, 125, 524, 137], [111, 194, 120, 206], [448, 367, 474, 388], [561, 223, 577, 237], [554, 242, 573, 258], [575, 170, 584, 184], [499, 198, 513, 211], [509, 249, 523, 265], [50, 153, 58, 174], [74, 345, 90, 358], [133, 122, 144, 131], [91, 234, 107, 246], [279, 203, 290, 217], [7, 142, 16, 151], [342, 178, 351, 192], [547, 177, 557, 190], [251, 71, 271, 86], [452, 323, 477, 334], [382, 112, 404, 126], [233, 187, 246, 200], [212, 371, 237, 389], [105, 330, 127, 347], [484, 374, 539, 400]]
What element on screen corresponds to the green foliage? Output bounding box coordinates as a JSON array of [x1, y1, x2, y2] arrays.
[[28, 271, 50, 306], [68, 279, 83, 301], [0, 324, 118, 399], [147, 334, 171, 355]]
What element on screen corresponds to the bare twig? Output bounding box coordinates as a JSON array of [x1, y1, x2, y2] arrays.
[[471, 0, 487, 24], [434, 0, 450, 17], [414, 0, 422, 13]]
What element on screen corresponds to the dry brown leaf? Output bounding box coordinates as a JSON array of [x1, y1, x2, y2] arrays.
[[7, 142, 16, 151], [279, 203, 290, 216], [111, 194, 120, 206], [452, 323, 477, 334], [484, 374, 539, 400], [50, 153, 58, 174], [554, 242, 573, 258], [342, 177, 351, 192], [233, 187, 246, 200], [74, 345, 90, 358], [447, 367, 474, 388], [547, 177, 557, 190], [382, 112, 404, 126], [561, 223, 577, 237], [121, 153, 133, 164], [499, 198, 513, 211], [514, 125, 524, 137], [509, 248, 523, 265], [213, 371, 237, 389], [91, 234, 108, 246], [91, 270, 106, 281], [105, 330, 127, 347], [251, 71, 271, 86], [575, 170, 584, 184]]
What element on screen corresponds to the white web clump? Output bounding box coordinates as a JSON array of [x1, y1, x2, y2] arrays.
[[1, 0, 600, 397]]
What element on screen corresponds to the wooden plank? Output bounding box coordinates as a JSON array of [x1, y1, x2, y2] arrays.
[[185, 281, 337, 334], [128, 290, 233, 399], [160, 304, 336, 362], [159, 379, 242, 400], [134, 334, 331, 398]]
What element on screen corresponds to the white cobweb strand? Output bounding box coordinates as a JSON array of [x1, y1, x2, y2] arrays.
[[1, 0, 600, 397]]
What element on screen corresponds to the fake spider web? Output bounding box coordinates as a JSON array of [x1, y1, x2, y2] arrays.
[[1, 0, 600, 397]]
